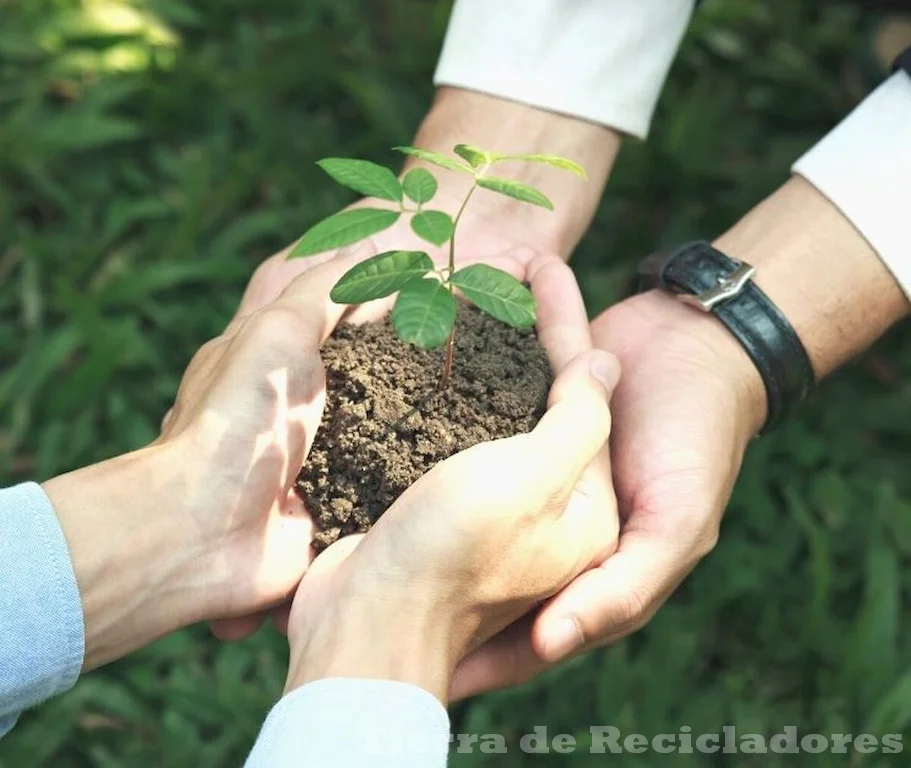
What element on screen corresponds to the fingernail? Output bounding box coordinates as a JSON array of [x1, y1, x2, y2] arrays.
[[542, 617, 584, 661], [589, 351, 620, 394]]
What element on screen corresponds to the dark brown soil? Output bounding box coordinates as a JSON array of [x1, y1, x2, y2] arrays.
[[296, 305, 552, 551]]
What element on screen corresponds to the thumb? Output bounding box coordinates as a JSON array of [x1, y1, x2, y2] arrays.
[[527, 349, 620, 495], [532, 531, 686, 662]]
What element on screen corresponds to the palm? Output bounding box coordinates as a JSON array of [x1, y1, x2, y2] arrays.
[[450, 290, 759, 699], [588, 293, 752, 624]]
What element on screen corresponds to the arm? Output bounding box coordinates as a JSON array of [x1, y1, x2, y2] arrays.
[[0, 253, 368, 734], [451, 70, 911, 696], [415, 0, 696, 258]]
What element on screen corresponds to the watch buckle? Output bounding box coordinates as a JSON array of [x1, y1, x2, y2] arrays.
[[677, 262, 756, 312]]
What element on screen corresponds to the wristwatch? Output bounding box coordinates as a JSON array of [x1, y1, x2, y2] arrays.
[[637, 241, 815, 431]]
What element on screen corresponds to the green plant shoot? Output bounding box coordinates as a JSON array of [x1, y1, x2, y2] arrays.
[[289, 144, 587, 387]]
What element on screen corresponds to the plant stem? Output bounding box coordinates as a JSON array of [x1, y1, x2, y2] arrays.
[[438, 183, 477, 390]]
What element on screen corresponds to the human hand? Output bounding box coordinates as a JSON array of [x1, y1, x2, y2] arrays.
[[282, 313, 620, 703], [449, 288, 765, 697], [45, 250, 367, 669]]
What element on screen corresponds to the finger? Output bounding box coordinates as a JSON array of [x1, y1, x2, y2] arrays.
[[527, 349, 619, 496], [229, 241, 377, 338], [210, 612, 268, 642], [233, 243, 327, 323], [532, 529, 689, 662], [450, 615, 544, 701], [528, 256, 592, 373]]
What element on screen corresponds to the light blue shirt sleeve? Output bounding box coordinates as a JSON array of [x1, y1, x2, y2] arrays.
[[245, 679, 451, 767], [0, 482, 85, 737]]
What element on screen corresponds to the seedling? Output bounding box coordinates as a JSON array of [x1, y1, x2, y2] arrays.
[[289, 144, 586, 387]]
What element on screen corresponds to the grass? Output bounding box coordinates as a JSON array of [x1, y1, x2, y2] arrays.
[[2, 0, 911, 765]]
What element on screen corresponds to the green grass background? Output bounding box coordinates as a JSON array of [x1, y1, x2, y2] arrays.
[[3, 0, 911, 765]]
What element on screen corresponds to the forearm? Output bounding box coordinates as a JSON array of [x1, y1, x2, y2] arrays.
[[43, 446, 215, 671], [420, 0, 696, 257], [612, 176, 910, 438], [409, 87, 620, 258]]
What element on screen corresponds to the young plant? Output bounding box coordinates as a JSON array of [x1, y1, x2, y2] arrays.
[[288, 144, 586, 387]]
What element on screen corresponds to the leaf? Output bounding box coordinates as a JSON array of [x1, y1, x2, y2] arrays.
[[451, 264, 537, 328], [411, 210, 454, 246], [402, 168, 437, 204], [330, 250, 433, 304], [496, 153, 588, 180], [393, 146, 472, 174], [316, 158, 402, 201], [290, 208, 400, 258], [453, 144, 490, 168], [392, 278, 458, 349], [475, 177, 554, 210]]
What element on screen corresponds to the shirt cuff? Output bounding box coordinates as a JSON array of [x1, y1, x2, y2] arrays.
[[245, 679, 451, 767], [434, 0, 694, 139], [0, 482, 85, 736], [792, 72, 911, 298]]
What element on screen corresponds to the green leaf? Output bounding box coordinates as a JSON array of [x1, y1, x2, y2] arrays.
[[330, 250, 433, 304], [475, 176, 554, 210], [393, 146, 472, 174], [451, 264, 537, 328], [411, 210, 454, 246], [453, 144, 490, 168], [290, 208, 400, 258], [495, 153, 588, 180], [402, 168, 437, 204], [392, 278, 458, 349], [316, 158, 403, 201]]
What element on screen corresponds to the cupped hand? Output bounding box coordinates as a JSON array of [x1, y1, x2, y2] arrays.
[[211, 250, 613, 643], [282, 311, 620, 701], [450, 288, 766, 698], [155, 249, 374, 622]]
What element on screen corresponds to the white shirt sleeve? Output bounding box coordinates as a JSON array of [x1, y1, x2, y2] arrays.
[[434, 0, 695, 139], [792, 71, 911, 298], [245, 679, 450, 767]]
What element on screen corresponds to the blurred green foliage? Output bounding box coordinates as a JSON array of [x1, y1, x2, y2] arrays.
[[2, 0, 911, 765]]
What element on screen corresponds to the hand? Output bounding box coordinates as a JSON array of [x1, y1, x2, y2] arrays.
[[450, 174, 911, 697], [215, 253, 620, 645], [449, 288, 765, 697], [232, 86, 621, 321], [282, 327, 620, 703], [44, 251, 367, 669]]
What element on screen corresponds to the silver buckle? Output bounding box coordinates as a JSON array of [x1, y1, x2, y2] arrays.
[[677, 261, 755, 312]]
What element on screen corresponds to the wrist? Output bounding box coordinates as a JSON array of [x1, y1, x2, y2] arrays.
[[408, 87, 621, 258], [607, 289, 768, 439], [44, 444, 212, 669], [714, 175, 910, 378], [285, 588, 457, 704]]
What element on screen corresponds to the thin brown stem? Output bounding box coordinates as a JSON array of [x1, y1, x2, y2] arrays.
[[439, 330, 456, 389], [438, 183, 477, 390]]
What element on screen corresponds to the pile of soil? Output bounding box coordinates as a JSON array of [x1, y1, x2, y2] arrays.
[[296, 305, 552, 551]]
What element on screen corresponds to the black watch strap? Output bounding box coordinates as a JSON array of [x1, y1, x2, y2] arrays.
[[637, 241, 815, 430], [893, 45, 911, 77]]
